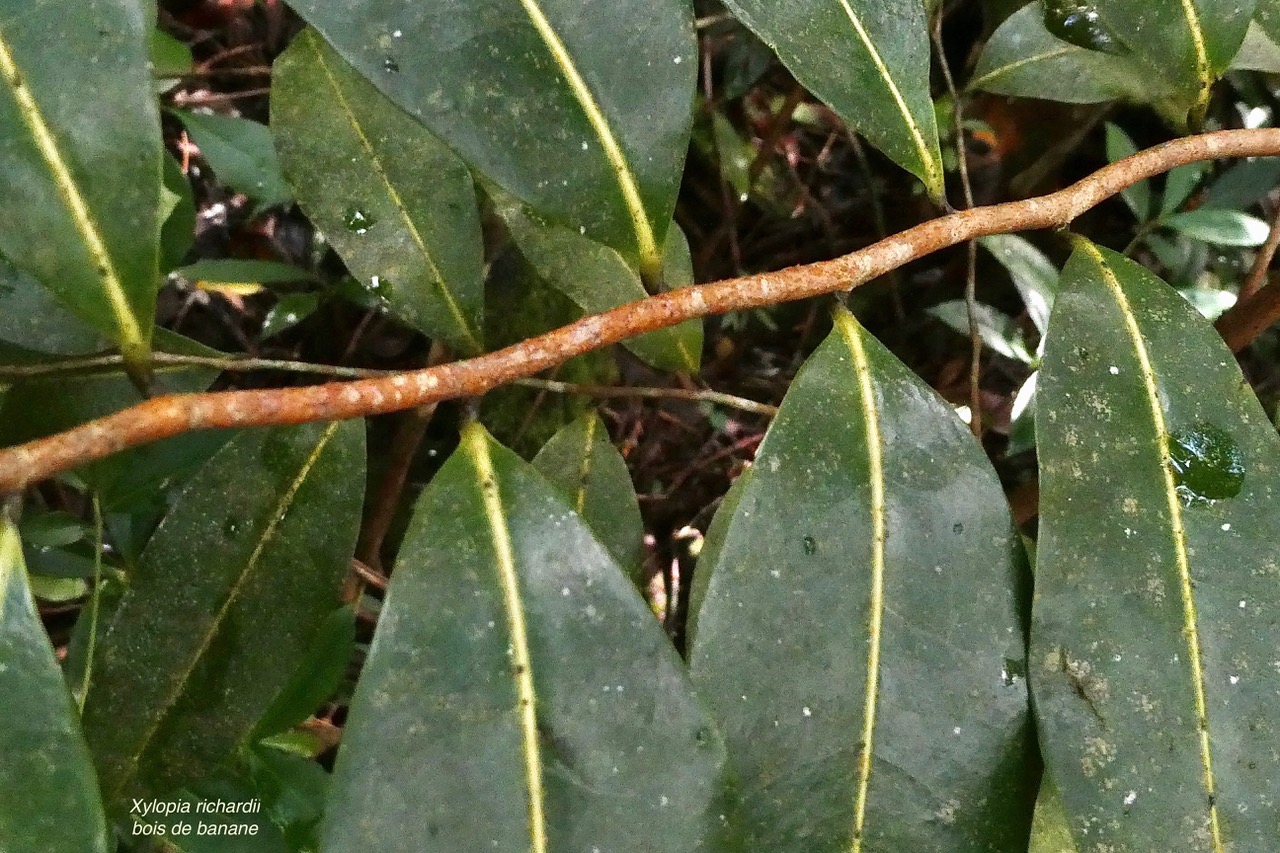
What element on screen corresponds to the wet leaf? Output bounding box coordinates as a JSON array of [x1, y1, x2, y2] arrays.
[[0, 519, 110, 852], [323, 423, 730, 851], [0, 0, 161, 363], [690, 308, 1034, 850], [81, 421, 365, 812], [720, 0, 943, 198], [272, 29, 485, 354], [500, 194, 702, 372], [286, 3, 696, 281], [533, 413, 644, 585], [1033, 239, 1280, 851], [970, 3, 1166, 104]]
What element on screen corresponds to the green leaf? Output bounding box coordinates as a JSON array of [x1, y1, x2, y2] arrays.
[[928, 299, 1033, 363], [1164, 207, 1271, 246], [1028, 777, 1078, 853], [689, 309, 1034, 850], [323, 423, 730, 851], [286, 4, 696, 281], [81, 421, 365, 812], [150, 28, 193, 91], [176, 259, 318, 288], [1227, 20, 1280, 71], [720, 0, 943, 198], [0, 254, 105, 357], [0, 519, 110, 852], [980, 233, 1060, 336], [500, 195, 702, 372], [1104, 123, 1152, 221], [0, 0, 161, 363], [271, 29, 485, 354], [1159, 162, 1207, 218], [260, 292, 321, 339], [174, 110, 293, 211], [1257, 0, 1280, 43], [970, 3, 1165, 104], [251, 605, 356, 741], [1033, 239, 1280, 851], [0, 330, 231, 511], [1094, 0, 1256, 124], [160, 152, 196, 274], [533, 413, 644, 585]]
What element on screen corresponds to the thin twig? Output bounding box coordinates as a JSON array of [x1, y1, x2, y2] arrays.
[[1239, 201, 1280, 302], [2, 130, 1278, 493], [0, 352, 387, 381], [933, 12, 983, 439], [515, 378, 777, 416]]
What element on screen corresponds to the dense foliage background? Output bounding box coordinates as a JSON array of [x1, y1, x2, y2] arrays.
[[4, 0, 1280, 850]]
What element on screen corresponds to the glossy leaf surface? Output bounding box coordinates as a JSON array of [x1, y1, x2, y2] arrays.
[[273, 29, 485, 354], [971, 3, 1165, 104], [533, 413, 644, 584], [286, 2, 697, 279], [324, 424, 729, 852], [1033, 240, 1280, 851], [81, 421, 365, 811], [690, 309, 1033, 851], [0, 519, 109, 852], [721, 0, 943, 197], [501, 196, 702, 371], [0, 0, 160, 361]]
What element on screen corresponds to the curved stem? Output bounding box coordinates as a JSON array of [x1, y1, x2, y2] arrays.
[[3, 129, 1280, 493]]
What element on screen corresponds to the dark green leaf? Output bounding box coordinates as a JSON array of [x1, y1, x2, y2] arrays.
[[176, 259, 317, 288], [0, 253, 104, 357], [1164, 207, 1270, 246], [533, 413, 644, 585], [272, 29, 485, 354], [323, 424, 730, 852], [500, 194, 702, 372], [260, 292, 321, 339], [286, 3, 696, 280], [1104, 123, 1151, 221], [721, 0, 943, 197], [0, 519, 109, 852], [928, 299, 1033, 362], [160, 152, 196, 274], [1033, 239, 1280, 850], [1228, 20, 1280, 71], [0, 0, 161, 361], [150, 28, 193, 89], [970, 3, 1165, 104], [1159, 162, 1207, 218], [252, 605, 355, 741], [174, 110, 292, 211], [81, 421, 365, 811], [690, 309, 1034, 850]]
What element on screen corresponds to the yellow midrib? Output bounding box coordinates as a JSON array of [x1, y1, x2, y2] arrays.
[[465, 425, 548, 853], [106, 422, 342, 804], [834, 0, 941, 195], [0, 27, 146, 353], [515, 0, 659, 273], [309, 35, 482, 354], [967, 46, 1075, 92], [834, 311, 888, 852], [1083, 242, 1223, 851]]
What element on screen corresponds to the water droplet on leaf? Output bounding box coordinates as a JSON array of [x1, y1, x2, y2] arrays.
[[1043, 1, 1128, 55], [383, 56, 400, 73], [1167, 422, 1245, 505], [222, 517, 241, 538], [343, 207, 377, 234]]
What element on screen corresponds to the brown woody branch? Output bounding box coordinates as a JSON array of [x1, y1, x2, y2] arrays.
[[3, 129, 1280, 494]]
